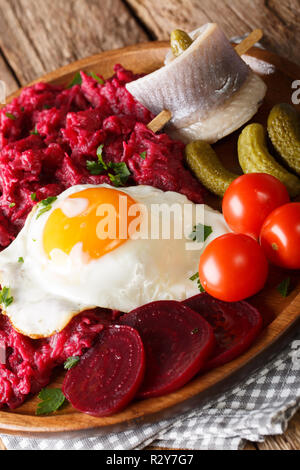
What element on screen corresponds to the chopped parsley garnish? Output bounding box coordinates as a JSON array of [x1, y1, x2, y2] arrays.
[[140, 151, 147, 160], [198, 279, 205, 293], [87, 145, 131, 186], [189, 272, 199, 282], [191, 328, 199, 335], [189, 272, 205, 293], [88, 71, 104, 85], [20, 107, 25, 112], [31, 192, 37, 201], [86, 144, 106, 175], [18, 257, 24, 263], [36, 388, 66, 415], [86, 160, 104, 175], [277, 277, 291, 297], [43, 104, 51, 109], [67, 71, 82, 88], [5, 112, 16, 120], [0, 286, 13, 308], [30, 125, 40, 136], [67, 70, 105, 88], [36, 196, 57, 219], [189, 223, 213, 243], [108, 162, 131, 187], [9, 202, 16, 208], [64, 356, 80, 370]]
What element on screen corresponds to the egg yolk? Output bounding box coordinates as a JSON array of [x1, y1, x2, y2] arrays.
[[43, 187, 137, 261]]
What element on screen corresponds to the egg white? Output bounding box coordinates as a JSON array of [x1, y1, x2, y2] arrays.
[[0, 184, 230, 338]]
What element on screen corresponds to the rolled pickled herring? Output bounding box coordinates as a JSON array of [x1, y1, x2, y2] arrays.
[[126, 23, 267, 143]]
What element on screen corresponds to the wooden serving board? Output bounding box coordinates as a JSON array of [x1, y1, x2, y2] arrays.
[[0, 42, 299, 436]]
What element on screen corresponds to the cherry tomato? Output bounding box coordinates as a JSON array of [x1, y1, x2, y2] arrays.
[[222, 173, 290, 239], [260, 202, 300, 269], [198, 233, 268, 302]]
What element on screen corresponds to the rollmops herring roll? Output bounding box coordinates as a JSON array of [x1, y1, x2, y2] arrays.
[[126, 23, 267, 143]]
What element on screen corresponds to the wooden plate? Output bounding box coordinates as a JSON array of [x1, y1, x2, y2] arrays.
[[1, 41, 300, 436]]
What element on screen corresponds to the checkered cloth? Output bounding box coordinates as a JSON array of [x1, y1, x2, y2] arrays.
[[2, 328, 300, 450]]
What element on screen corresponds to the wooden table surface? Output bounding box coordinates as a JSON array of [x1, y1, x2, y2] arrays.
[[0, 0, 299, 451]]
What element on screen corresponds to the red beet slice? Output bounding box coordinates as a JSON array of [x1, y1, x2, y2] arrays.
[[183, 293, 263, 370], [62, 325, 145, 416], [120, 301, 215, 399]]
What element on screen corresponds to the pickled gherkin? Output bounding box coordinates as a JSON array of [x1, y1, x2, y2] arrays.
[[170, 29, 193, 57], [238, 123, 300, 197], [267, 103, 300, 175], [185, 141, 238, 197]]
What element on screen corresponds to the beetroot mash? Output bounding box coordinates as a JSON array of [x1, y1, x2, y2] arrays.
[[0, 65, 204, 249], [0, 65, 204, 409]]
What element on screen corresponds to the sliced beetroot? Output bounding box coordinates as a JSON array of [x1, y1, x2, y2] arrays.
[[120, 300, 215, 399], [183, 293, 263, 370], [62, 325, 145, 416]]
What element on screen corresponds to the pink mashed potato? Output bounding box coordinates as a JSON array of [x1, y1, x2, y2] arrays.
[[0, 65, 204, 409]]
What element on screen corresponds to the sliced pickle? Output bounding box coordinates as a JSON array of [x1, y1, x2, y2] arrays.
[[185, 140, 238, 197], [170, 29, 193, 57], [267, 103, 300, 175], [238, 123, 300, 197]]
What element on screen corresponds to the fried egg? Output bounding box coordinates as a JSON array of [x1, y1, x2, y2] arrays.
[[0, 184, 230, 338]]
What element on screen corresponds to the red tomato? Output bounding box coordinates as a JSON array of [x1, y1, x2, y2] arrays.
[[199, 233, 268, 302], [222, 173, 290, 239], [260, 202, 300, 269]]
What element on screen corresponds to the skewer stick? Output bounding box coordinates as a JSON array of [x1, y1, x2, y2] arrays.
[[147, 29, 263, 133], [234, 28, 263, 56], [147, 109, 172, 133]]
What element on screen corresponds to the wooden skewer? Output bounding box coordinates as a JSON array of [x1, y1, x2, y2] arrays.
[[234, 28, 263, 56], [147, 109, 172, 133], [147, 29, 263, 133]]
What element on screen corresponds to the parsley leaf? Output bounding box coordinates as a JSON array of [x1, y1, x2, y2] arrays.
[[86, 144, 107, 175], [9, 202, 15, 208], [96, 144, 105, 162], [64, 356, 80, 370], [109, 162, 131, 187], [40, 196, 58, 206], [189, 272, 199, 281], [67, 71, 82, 88], [86, 145, 131, 186], [86, 160, 105, 175], [277, 277, 291, 297], [189, 224, 213, 243], [88, 71, 104, 85], [191, 328, 200, 335], [36, 388, 66, 415], [36, 196, 57, 219], [18, 257, 24, 263], [0, 286, 13, 308], [5, 112, 16, 120], [31, 192, 37, 201], [140, 151, 147, 160], [37, 206, 52, 218], [189, 272, 205, 293], [197, 279, 205, 293], [30, 125, 40, 136]]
